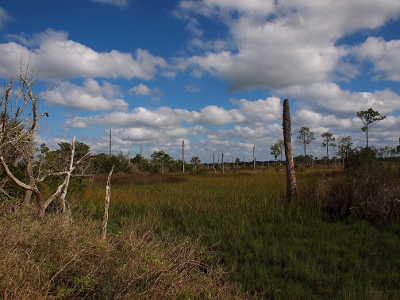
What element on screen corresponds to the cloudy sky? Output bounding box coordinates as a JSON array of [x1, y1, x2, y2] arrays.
[[1, 0, 400, 162]]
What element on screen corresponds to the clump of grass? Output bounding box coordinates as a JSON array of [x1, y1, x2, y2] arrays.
[[0, 206, 249, 300]]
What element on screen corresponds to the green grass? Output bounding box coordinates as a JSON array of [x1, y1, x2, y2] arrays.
[[74, 169, 400, 299]]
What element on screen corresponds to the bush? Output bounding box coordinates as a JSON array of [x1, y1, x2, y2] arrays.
[[344, 147, 377, 170], [320, 151, 400, 222]]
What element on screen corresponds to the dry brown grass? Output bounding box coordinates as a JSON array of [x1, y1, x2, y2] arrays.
[[0, 205, 250, 300]]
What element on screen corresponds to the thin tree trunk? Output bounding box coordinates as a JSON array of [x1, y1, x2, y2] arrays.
[[326, 143, 329, 159], [213, 153, 216, 173], [282, 99, 297, 203], [221, 153, 224, 174], [102, 166, 114, 240], [23, 133, 35, 205], [253, 145, 256, 170], [60, 137, 75, 214], [182, 140, 185, 174]]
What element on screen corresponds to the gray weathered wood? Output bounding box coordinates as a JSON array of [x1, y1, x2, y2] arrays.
[[282, 99, 297, 203]]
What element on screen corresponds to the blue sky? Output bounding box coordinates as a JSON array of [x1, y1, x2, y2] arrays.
[[1, 0, 400, 163]]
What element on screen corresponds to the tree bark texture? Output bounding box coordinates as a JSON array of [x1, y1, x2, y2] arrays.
[[282, 99, 297, 203]]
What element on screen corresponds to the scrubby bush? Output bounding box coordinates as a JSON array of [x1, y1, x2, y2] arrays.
[[320, 147, 400, 222]]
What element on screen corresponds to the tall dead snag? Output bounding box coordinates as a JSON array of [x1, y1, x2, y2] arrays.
[[221, 153, 225, 174], [253, 145, 256, 170], [102, 165, 114, 240], [59, 137, 91, 220], [282, 99, 297, 203], [19, 72, 50, 205], [182, 140, 185, 174]]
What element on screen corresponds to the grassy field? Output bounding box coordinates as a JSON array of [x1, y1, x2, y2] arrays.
[[74, 167, 400, 299]]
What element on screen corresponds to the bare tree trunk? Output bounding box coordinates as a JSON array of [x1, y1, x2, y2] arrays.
[[221, 153, 224, 174], [253, 145, 256, 170], [282, 99, 297, 203], [213, 153, 216, 173], [109, 129, 112, 156], [60, 137, 75, 214], [127, 136, 131, 164], [182, 140, 185, 174], [102, 166, 114, 240], [19, 74, 49, 205]]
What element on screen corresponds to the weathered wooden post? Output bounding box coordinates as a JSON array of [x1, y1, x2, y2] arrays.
[[282, 99, 297, 203]]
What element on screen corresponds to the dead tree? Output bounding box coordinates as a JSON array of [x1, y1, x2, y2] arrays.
[[221, 153, 225, 174], [0, 66, 49, 206], [0, 69, 90, 218], [282, 99, 297, 203], [59, 137, 91, 215], [182, 140, 185, 174], [19, 68, 51, 204], [1, 137, 90, 218], [102, 165, 114, 240], [253, 145, 256, 170]]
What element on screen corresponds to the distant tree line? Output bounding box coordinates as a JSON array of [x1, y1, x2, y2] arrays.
[[267, 108, 396, 168]]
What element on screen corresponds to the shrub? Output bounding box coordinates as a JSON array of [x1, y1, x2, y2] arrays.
[[344, 147, 377, 170], [321, 157, 400, 222]]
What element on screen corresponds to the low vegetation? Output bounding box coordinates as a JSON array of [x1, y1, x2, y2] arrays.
[[68, 160, 399, 299], [1, 146, 400, 299], [0, 203, 248, 299]]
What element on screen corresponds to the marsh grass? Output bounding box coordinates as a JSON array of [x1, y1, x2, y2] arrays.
[[0, 203, 248, 299], [74, 168, 400, 299]]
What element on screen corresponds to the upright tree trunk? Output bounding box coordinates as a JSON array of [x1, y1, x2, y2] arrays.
[[60, 137, 75, 214], [213, 153, 216, 173], [22, 121, 36, 205], [282, 99, 297, 203], [102, 166, 114, 240], [182, 140, 185, 174], [253, 145, 256, 170], [221, 153, 224, 174], [326, 143, 329, 159], [109, 130, 112, 156]]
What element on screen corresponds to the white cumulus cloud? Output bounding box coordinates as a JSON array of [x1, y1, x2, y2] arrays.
[[128, 84, 164, 97], [355, 37, 400, 82], [279, 82, 400, 117], [179, 0, 400, 90], [42, 79, 129, 111], [0, 29, 170, 80]]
